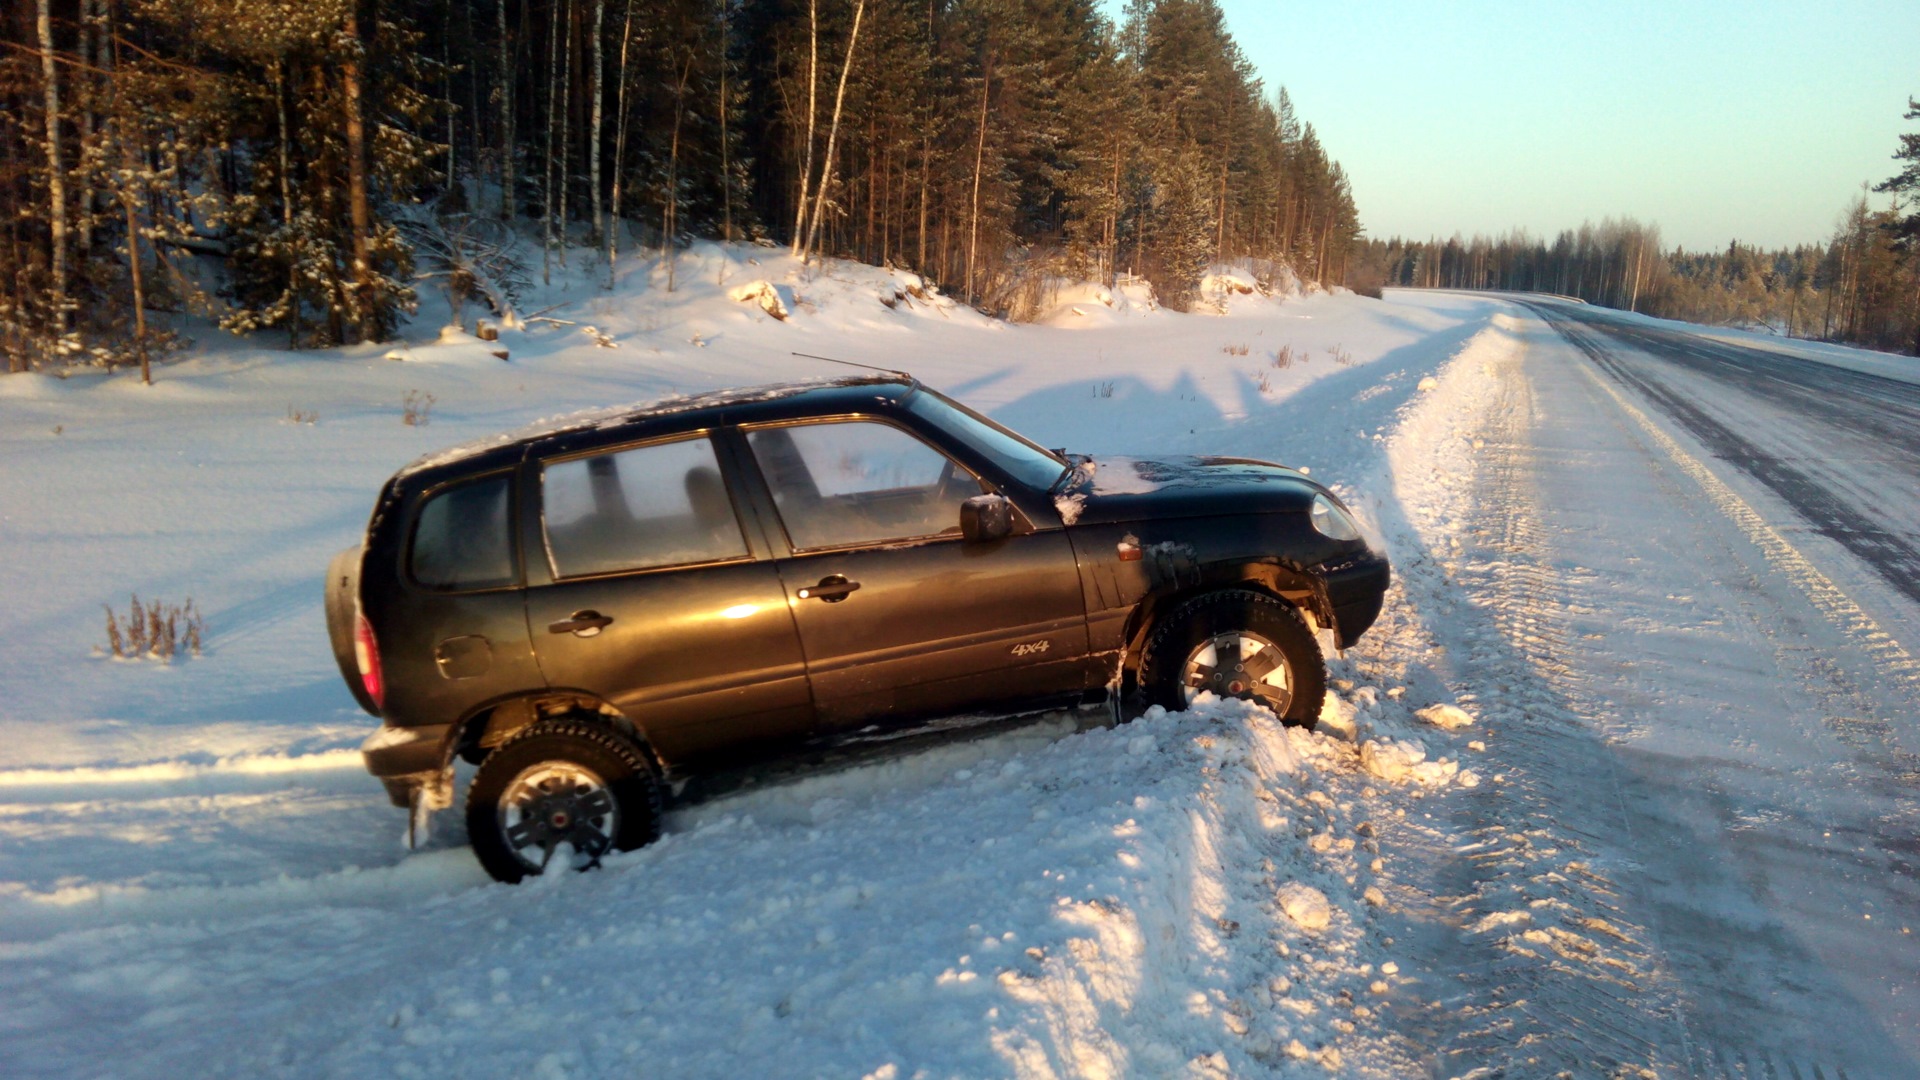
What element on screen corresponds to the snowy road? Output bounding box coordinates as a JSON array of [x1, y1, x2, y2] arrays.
[[5, 261, 1919, 1077], [1363, 295, 1920, 1077], [1527, 300, 1920, 611]]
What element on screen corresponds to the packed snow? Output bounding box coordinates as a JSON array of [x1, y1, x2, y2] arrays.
[[2, 243, 1916, 1077]]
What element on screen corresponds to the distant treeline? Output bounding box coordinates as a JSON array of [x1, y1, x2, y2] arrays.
[[1, 0, 1362, 375], [1351, 101, 1920, 357]]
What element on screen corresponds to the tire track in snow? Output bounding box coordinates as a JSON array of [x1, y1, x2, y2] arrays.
[[1532, 303, 1920, 786], [1368, 320, 1698, 1076], [1518, 302, 1918, 1077], [1526, 305, 1920, 693]]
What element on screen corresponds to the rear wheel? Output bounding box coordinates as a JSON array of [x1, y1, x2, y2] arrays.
[[1140, 590, 1325, 729], [464, 720, 662, 884]]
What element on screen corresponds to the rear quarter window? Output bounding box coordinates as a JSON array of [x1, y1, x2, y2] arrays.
[[410, 474, 516, 590]]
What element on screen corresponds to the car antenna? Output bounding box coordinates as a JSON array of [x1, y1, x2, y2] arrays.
[[790, 352, 916, 386]]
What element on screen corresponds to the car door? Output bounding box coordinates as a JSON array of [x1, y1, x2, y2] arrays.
[[521, 431, 814, 767], [738, 417, 1090, 731]]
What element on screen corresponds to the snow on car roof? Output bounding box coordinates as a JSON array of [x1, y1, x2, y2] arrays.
[[398, 375, 909, 479]]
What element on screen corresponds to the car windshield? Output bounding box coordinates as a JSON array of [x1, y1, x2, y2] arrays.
[[907, 390, 1069, 492]]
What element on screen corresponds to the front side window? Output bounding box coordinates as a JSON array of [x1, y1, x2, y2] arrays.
[[747, 420, 986, 551], [906, 391, 1068, 491], [411, 474, 516, 590], [543, 436, 748, 578]]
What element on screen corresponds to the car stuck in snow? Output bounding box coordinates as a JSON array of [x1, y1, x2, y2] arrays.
[[324, 375, 1390, 882]]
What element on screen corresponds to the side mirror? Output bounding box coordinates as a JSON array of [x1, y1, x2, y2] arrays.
[[960, 493, 1014, 544]]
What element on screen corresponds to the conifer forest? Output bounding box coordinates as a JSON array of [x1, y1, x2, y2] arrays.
[[1351, 100, 1920, 356], [0, 0, 1364, 371]]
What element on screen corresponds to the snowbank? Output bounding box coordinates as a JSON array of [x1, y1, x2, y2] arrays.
[[0, 241, 1527, 1077]]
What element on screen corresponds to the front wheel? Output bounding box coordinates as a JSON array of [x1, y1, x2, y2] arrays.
[[1140, 590, 1325, 729], [464, 720, 663, 884]]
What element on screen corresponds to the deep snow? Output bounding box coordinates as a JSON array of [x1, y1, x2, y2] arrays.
[[2, 248, 1915, 1078]]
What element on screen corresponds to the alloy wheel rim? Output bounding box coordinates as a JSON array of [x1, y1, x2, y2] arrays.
[[1180, 631, 1293, 715], [497, 762, 619, 873]]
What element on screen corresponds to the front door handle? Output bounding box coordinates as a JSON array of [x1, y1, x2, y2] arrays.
[[796, 575, 861, 603], [548, 610, 614, 637]]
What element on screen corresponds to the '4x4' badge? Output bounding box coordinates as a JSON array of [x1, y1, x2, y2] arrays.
[[1011, 640, 1051, 658]]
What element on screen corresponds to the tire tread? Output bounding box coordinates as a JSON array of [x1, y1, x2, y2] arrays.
[[1139, 589, 1325, 728]]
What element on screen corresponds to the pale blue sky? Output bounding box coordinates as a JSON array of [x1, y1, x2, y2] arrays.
[[1205, 1, 1920, 250]]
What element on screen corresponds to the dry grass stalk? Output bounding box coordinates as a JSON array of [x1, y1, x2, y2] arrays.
[[101, 594, 204, 662], [402, 390, 437, 426]]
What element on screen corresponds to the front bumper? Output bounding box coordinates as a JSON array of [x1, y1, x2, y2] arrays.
[[1320, 549, 1391, 649], [360, 723, 452, 806]]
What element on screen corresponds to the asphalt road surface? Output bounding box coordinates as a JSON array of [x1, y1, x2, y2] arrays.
[[1522, 300, 1920, 611]]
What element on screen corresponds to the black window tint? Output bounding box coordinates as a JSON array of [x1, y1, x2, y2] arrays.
[[411, 475, 515, 590], [543, 436, 749, 577]]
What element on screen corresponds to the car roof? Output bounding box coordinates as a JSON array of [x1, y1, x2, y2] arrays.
[[397, 375, 917, 484]]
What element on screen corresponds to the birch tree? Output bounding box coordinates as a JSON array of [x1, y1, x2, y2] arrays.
[[38, 0, 69, 338]]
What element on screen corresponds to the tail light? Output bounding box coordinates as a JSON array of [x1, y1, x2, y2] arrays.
[[353, 611, 386, 711]]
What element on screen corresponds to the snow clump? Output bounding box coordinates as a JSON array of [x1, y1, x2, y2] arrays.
[[728, 279, 790, 320], [1276, 882, 1333, 931], [1359, 738, 1425, 783], [1359, 738, 1464, 787], [1415, 703, 1475, 730]]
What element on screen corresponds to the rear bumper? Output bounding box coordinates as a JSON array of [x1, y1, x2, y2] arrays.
[[360, 723, 452, 807], [1320, 550, 1391, 649]]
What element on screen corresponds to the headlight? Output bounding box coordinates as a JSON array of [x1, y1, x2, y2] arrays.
[[1310, 493, 1361, 542]]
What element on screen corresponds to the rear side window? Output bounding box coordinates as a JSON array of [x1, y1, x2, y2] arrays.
[[410, 475, 516, 590], [542, 436, 749, 578]]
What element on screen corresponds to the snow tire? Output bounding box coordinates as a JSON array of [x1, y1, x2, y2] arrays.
[[465, 720, 663, 884], [1139, 589, 1325, 729]]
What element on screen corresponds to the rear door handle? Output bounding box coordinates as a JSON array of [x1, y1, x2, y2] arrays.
[[548, 610, 614, 637], [796, 575, 861, 603]]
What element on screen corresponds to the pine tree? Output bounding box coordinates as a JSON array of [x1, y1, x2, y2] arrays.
[[1872, 97, 1920, 354]]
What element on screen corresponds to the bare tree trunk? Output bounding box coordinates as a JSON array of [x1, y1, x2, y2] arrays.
[[543, 0, 561, 282], [1215, 104, 1230, 262], [801, 0, 864, 264], [607, 0, 633, 283], [965, 53, 989, 300], [1106, 130, 1121, 285], [557, 0, 573, 268], [38, 0, 68, 338], [1315, 211, 1330, 285], [589, 0, 604, 248], [1627, 237, 1644, 312], [662, 52, 693, 291], [916, 0, 930, 275], [917, 134, 929, 273], [125, 180, 148, 383], [274, 58, 300, 347], [342, 5, 379, 342], [790, 0, 818, 257], [863, 115, 875, 260], [107, 6, 147, 380], [443, 12, 457, 199], [78, 0, 97, 261], [718, 0, 732, 248], [497, 0, 513, 219]]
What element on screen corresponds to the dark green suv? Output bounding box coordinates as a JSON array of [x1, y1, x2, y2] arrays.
[[325, 376, 1389, 882]]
